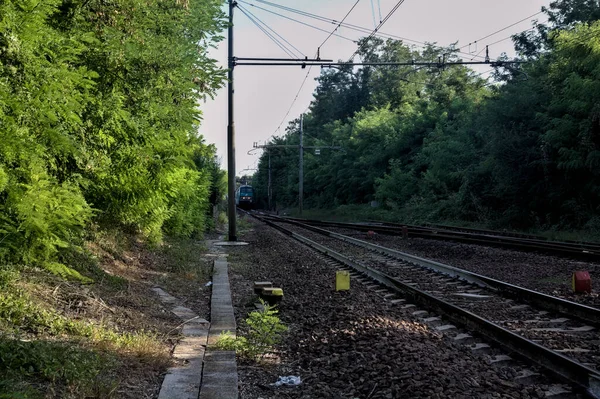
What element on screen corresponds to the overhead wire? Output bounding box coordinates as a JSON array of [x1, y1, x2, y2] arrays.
[[377, 0, 382, 23], [271, 0, 364, 136], [486, 26, 538, 47], [271, 65, 314, 137], [239, 4, 306, 57], [348, 0, 407, 61], [318, 0, 361, 51], [237, 6, 298, 58], [370, 0, 377, 28], [238, 0, 357, 43], [460, 11, 544, 51], [469, 46, 487, 61], [244, 0, 486, 60], [238, 4, 305, 58], [250, 1, 542, 136]]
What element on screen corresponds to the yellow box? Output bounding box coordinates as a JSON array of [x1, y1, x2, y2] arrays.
[[336, 271, 350, 291]]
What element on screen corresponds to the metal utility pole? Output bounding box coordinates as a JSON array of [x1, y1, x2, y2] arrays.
[[268, 151, 272, 211], [253, 118, 342, 215], [299, 114, 304, 216], [227, 0, 237, 241]]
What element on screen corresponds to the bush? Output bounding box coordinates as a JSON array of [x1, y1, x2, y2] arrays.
[[215, 301, 287, 361]]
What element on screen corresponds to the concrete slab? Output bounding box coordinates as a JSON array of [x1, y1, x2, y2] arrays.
[[173, 337, 207, 360], [152, 287, 179, 304], [470, 343, 491, 353], [435, 324, 457, 332], [537, 311, 550, 316], [531, 326, 595, 333], [198, 384, 238, 399], [544, 385, 572, 398], [490, 355, 512, 365], [423, 317, 442, 325], [214, 241, 249, 246], [172, 306, 200, 321], [555, 347, 591, 353], [158, 359, 203, 399], [157, 286, 207, 399], [453, 293, 492, 300], [454, 333, 475, 344], [513, 369, 541, 385], [412, 310, 429, 317], [182, 325, 209, 341], [569, 325, 595, 332], [549, 318, 570, 324]]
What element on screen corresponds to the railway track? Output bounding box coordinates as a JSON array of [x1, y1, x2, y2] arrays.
[[275, 216, 600, 261], [243, 210, 600, 398]]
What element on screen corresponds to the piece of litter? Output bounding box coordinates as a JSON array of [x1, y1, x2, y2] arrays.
[[205, 281, 213, 287], [272, 376, 301, 387]]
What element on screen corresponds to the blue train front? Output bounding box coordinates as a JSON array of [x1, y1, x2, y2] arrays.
[[235, 185, 254, 210]]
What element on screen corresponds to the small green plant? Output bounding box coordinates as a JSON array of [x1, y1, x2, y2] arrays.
[[217, 211, 228, 227], [0, 267, 18, 288], [215, 301, 287, 361]]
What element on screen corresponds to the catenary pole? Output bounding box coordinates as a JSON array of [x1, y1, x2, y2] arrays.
[[299, 114, 304, 216], [227, 0, 237, 241], [268, 151, 272, 211]]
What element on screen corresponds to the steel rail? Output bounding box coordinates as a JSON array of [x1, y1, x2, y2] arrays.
[[263, 215, 600, 325], [338, 219, 600, 251], [246, 211, 600, 398], [276, 216, 600, 260], [377, 220, 600, 246]]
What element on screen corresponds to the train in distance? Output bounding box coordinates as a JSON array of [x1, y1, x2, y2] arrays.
[[235, 185, 254, 210]]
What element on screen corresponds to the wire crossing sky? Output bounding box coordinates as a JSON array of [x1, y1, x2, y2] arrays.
[[200, 0, 551, 174]]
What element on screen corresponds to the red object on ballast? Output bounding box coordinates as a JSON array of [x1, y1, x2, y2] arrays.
[[572, 271, 592, 294], [366, 230, 375, 239]]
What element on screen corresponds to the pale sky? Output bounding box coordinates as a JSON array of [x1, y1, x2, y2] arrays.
[[198, 0, 551, 174]]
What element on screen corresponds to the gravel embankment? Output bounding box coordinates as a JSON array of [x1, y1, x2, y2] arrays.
[[226, 219, 562, 399]]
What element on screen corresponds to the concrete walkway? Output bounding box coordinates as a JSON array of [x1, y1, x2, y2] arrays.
[[199, 253, 238, 399], [154, 287, 209, 399], [156, 243, 239, 399]]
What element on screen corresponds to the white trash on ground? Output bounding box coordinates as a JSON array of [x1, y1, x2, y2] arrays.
[[272, 376, 301, 387], [205, 281, 213, 287]]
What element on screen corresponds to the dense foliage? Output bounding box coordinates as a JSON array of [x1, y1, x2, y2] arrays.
[[254, 0, 600, 231], [0, 0, 226, 275]]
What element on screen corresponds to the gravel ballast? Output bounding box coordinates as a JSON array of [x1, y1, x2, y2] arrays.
[[226, 218, 565, 399]]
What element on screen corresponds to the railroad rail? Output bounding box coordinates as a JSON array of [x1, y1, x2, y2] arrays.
[[275, 216, 600, 260], [243, 210, 600, 398]]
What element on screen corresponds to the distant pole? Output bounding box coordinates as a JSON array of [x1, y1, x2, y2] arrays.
[[227, 0, 237, 241], [299, 114, 304, 216], [268, 151, 272, 211]]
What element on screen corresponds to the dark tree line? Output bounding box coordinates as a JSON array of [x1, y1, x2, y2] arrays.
[[253, 0, 600, 231]]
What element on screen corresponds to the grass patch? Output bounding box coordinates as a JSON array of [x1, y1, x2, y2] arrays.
[[0, 337, 117, 399], [0, 286, 165, 356], [0, 226, 186, 398], [159, 237, 211, 282]]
